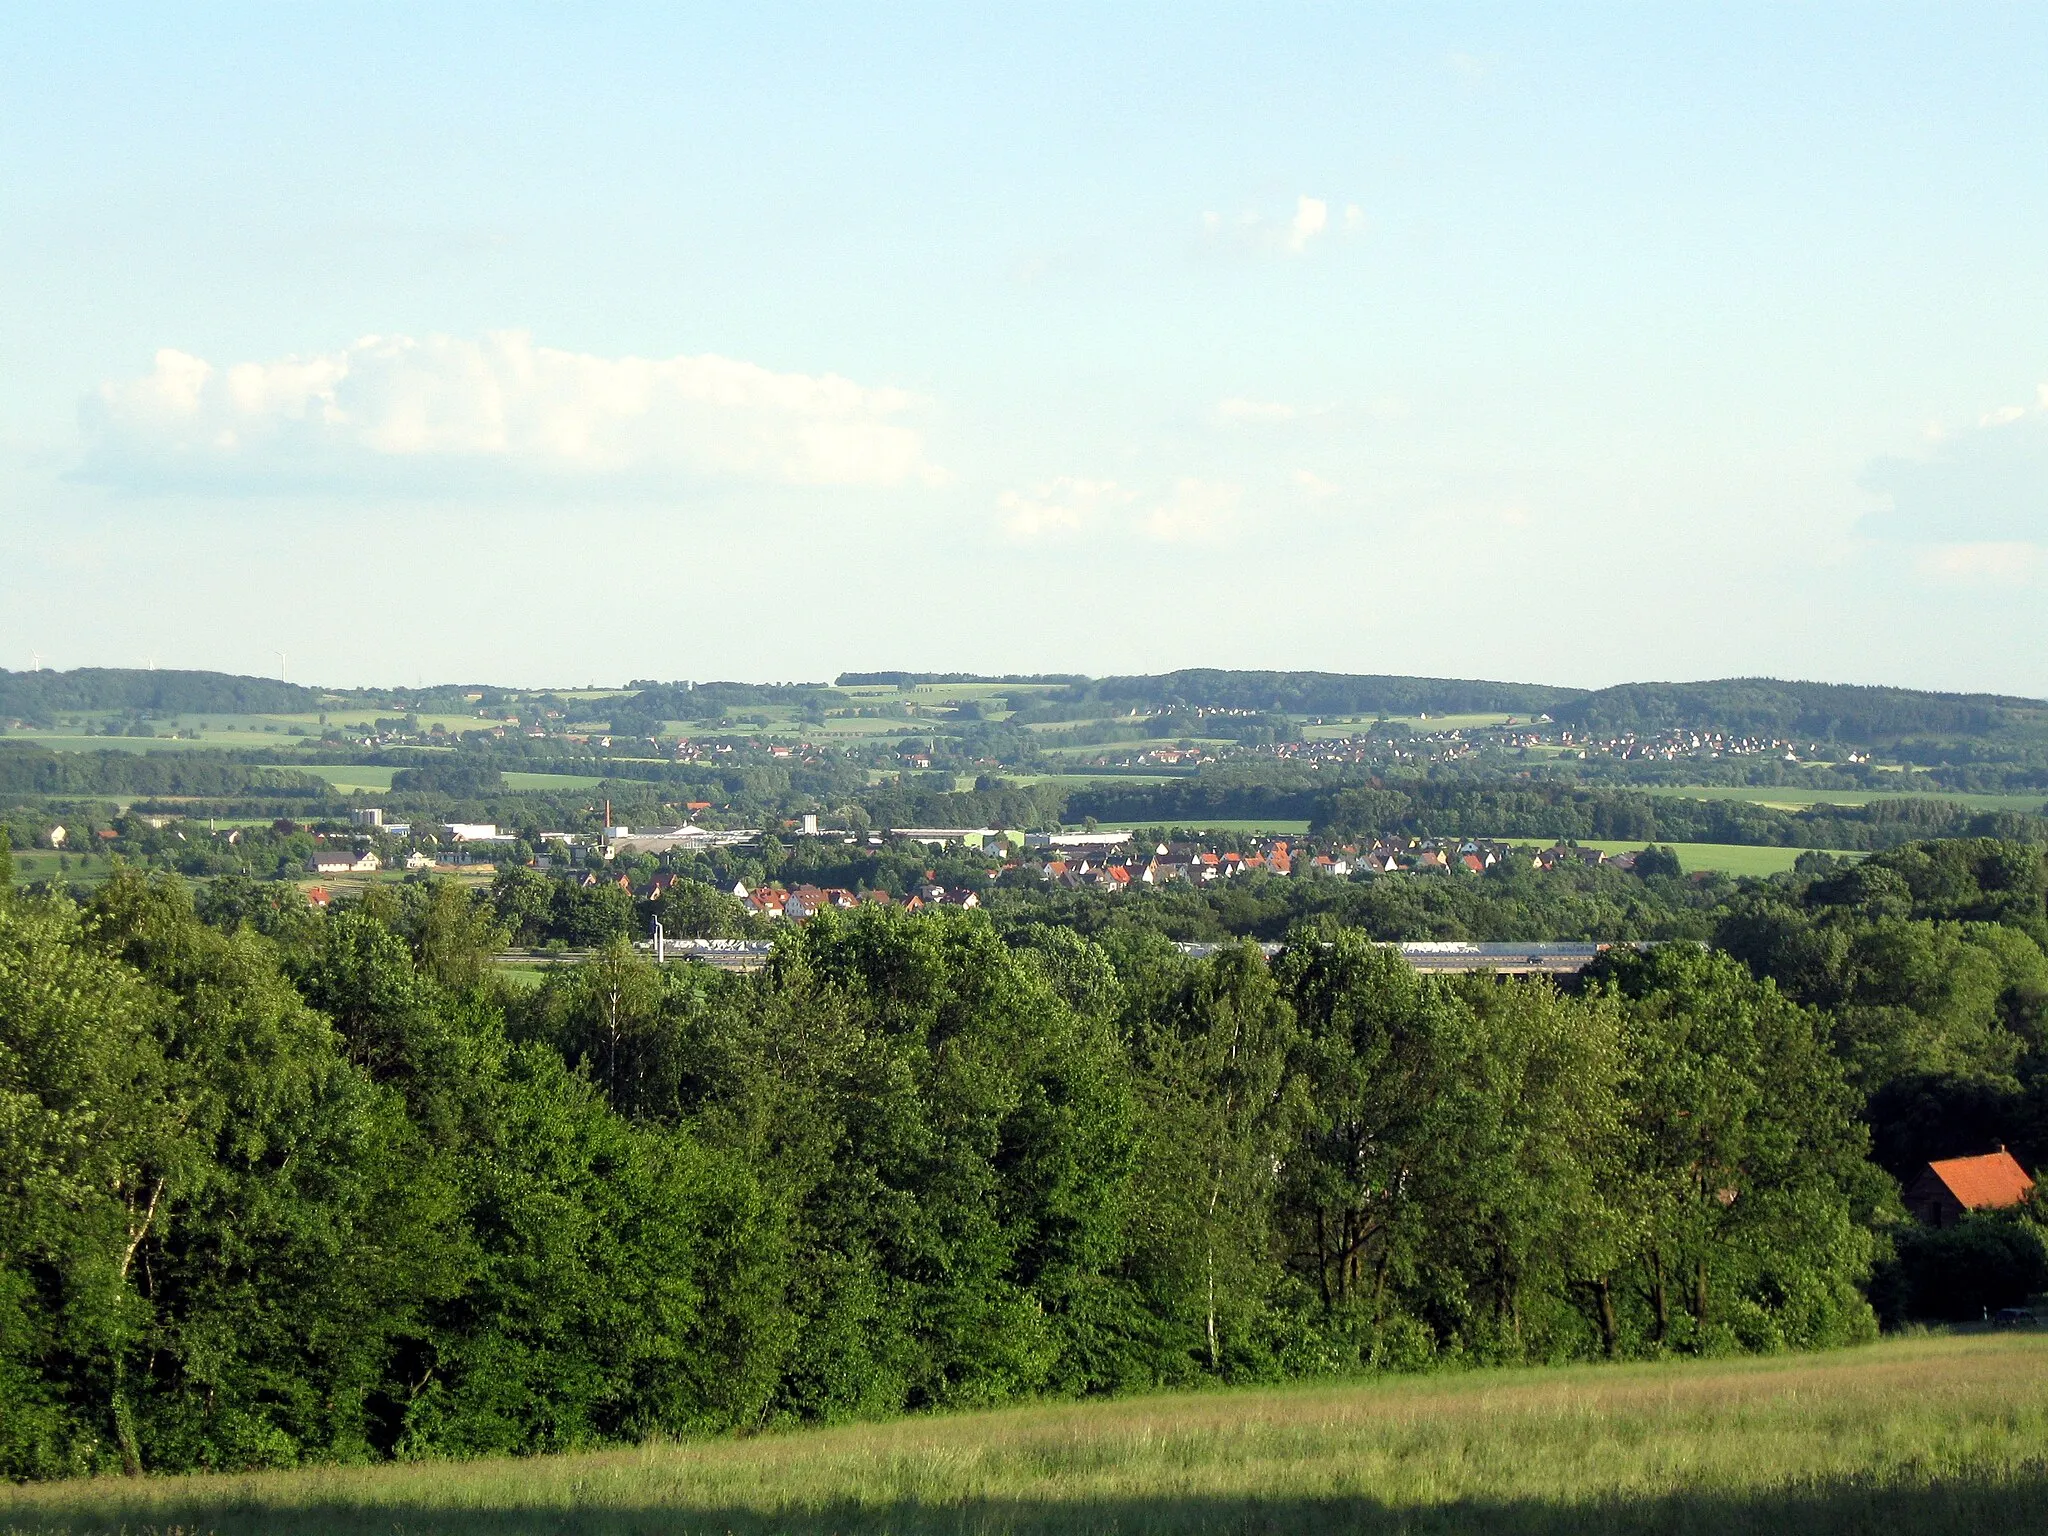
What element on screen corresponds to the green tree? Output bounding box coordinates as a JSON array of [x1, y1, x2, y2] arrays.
[[657, 877, 752, 939], [1593, 944, 1879, 1353], [1131, 942, 1300, 1376], [0, 894, 184, 1477]]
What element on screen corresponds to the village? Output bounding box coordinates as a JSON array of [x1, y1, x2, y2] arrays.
[[297, 819, 1642, 921]]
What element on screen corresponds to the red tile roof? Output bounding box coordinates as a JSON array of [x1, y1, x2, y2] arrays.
[[1928, 1150, 2033, 1211]]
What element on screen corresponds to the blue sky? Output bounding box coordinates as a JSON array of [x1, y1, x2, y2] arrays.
[[6, 4, 2048, 693]]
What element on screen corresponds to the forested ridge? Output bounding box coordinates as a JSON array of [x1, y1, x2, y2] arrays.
[[0, 670, 321, 722], [6, 836, 2048, 1480], [11, 666, 2047, 748], [0, 743, 329, 799]]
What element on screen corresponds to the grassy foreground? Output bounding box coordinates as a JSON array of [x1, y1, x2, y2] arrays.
[[6, 1335, 2048, 1535]]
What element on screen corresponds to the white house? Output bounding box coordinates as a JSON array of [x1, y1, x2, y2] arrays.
[[307, 849, 381, 874], [443, 823, 511, 843]]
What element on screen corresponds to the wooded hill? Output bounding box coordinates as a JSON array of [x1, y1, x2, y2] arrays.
[[0, 668, 321, 722], [8, 666, 2048, 752]]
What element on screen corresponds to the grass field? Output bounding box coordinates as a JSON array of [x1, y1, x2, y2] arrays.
[[5, 850, 117, 885], [4, 1334, 2044, 1535], [1301, 712, 1519, 738], [1637, 784, 2048, 814], [293, 765, 606, 794], [1575, 840, 1854, 876], [1002, 772, 1186, 787]]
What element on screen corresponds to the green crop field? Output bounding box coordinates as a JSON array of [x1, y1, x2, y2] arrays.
[[4, 1334, 2043, 1536], [293, 765, 606, 793], [0, 732, 231, 753], [1636, 784, 2048, 814], [1002, 772, 1186, 787], [1573, 840, 1855, 876], [503, 770, 606, 790], [1302, 712, 1520, 738], [300, 764, 397, 791]]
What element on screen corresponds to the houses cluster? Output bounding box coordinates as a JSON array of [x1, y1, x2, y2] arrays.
[[1569, 729, 1822, 763], [1022, 836, 1622, 888], [1029, 839, 1298, 890], [1351, 838, 1619, 874], [729, 880, 981, 919]]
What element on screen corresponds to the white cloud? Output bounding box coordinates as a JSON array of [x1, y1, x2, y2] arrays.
[[83, 331, 942, 490], [1287, 195, 1329, 253], [1201, 194, 1344, 256], [1216, 397, 1298, 424], [997, 477, 1134, 541], [1915, 541, 2046, 586], [1292, 468, 1337, 498], [1861, 386, 2048, 544], [1144, 478, 1241, 542]]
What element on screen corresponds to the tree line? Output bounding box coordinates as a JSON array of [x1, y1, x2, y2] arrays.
[[24, 830, 2045, 1478], [0, 745, 331, 800]]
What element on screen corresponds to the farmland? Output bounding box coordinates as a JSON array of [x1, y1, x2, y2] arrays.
[[1575, 840, 1854, 877], [1638, 783, 2048, 814], [4, 1334, 2043, 1536], [1301, 711, 1519, 738], [294, 764, 607, 794]]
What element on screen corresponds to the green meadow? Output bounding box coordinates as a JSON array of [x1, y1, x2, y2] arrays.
[[1636, 784, 2048, 814], [294, 765, 606, 793], [4, 1334, 2043, 1536], [1574, 840, 1853, 877], [1301, 712, 1520, 738]]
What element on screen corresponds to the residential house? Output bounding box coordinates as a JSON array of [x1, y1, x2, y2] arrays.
[[306, 849, 380, 874], [1903, 1149, 2034, 1228]]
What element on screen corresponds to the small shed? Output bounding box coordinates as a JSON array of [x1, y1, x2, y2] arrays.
[[1903, 1149, 2034, 1228]]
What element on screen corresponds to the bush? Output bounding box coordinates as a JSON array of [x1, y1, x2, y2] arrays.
[[1872, 1212, 2048, 1324]]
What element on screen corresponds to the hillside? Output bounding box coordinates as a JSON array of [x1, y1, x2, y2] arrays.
[[1554, 678, 2048, 745], [1078, 669, 1580, 718], [0, 667, 322, 721], [5, 1335, 2043, 1535], [10, 666, 2047, 750]]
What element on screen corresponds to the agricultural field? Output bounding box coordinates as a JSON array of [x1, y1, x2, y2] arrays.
[[1301, 712, 1520, 738], [2, 710, 483, 750], [1031, 738, 1235, 757], [836, 682, 1044, 704], [504, 770, 606, 790], [1637, 784, 2048, 814], [299, 764, 398, 792], [1574, 840, 1854, 877], [5, 849, 119, 885], [5, 1333, 2043, 1536], [293, 765, 606, 793], [1003, 772, 1185, 787]]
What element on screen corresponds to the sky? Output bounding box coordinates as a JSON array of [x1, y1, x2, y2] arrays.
[[6, 4, 2048, 695]]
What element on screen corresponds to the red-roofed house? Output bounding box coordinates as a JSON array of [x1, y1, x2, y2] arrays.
[[1904, 1149, 2034, 1228]]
